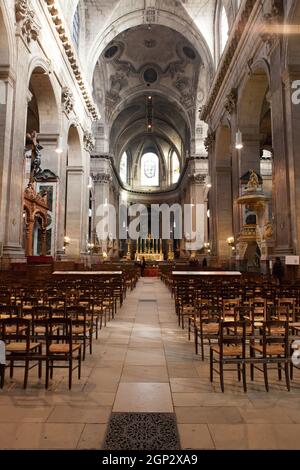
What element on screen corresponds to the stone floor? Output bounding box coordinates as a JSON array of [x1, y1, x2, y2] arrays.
[[1, 278, 300, 450]]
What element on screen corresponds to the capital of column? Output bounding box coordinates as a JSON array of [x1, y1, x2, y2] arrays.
[[91, 171, 112, 185]]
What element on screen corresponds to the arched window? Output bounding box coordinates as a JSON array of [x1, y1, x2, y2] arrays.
[[220, 6, 229, 54], [172, 152, 180, 184], [141, 152, 159, 187], [72, 5, 80, 50], [120, 152, 128, 184]]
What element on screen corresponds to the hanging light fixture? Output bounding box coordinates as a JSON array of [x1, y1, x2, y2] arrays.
[[146, 95, 153, 132], [235, 129, 243, 150]]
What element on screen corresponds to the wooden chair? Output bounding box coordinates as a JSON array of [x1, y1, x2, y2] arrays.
[[65, 306, 93, 361], [194, 305, 222, 360], [0, 318, 42, 389], [45, 318, 81, 390], [210, 320, 247, 393], [0, 305, 19, 320], [250, 320, 290, 392]]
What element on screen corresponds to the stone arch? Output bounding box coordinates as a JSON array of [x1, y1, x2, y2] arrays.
[[238, 65, 270, 134], [27, 64, 60, 135], [108, 88, 193, 138], [87, 10, 214, 85], [237, 66, 270, 175]]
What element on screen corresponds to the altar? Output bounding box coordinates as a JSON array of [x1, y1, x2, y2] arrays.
[[134, 235, 164, 262], [135, 253, 164, 262]]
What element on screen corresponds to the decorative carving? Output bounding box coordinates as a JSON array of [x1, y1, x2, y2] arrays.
[[190, 174, 206, 185], [263, 222, 274, 241], [15, 0, 40, 44], [83, 131, 95, 153], [45, 1, 99, 120], [35, 169, 58, 182], [246, 170, 260, 192], [92, 172, 112, 184], [143, 7, 158, 24], [204, 131, 216, 152], [260, 1, 284, 51], [62, 87, 74, 115], [144, 39, 157, 48], [174, 75, 194, 108], [24, 182, 48, 208], [25, 131, 43, 181], [224, 88, 238, 115], [110, 71, 130, 95], [200, 0, 257, 122]]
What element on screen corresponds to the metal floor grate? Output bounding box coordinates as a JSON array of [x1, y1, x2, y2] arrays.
[[103, 412, 181, 450]]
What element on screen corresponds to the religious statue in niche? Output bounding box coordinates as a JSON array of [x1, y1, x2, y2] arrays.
[[246, 170, 260, 192], [25, 130, 43, 181]]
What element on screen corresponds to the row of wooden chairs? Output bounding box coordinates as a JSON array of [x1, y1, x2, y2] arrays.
[[0, 317, 82, 390], [209, 319, 300, 393]]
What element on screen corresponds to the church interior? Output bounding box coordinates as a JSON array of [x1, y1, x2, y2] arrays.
[[1, 0, 300, 452]]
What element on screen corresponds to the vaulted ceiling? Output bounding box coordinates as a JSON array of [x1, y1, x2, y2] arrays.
[[93, 25, 203, 161]]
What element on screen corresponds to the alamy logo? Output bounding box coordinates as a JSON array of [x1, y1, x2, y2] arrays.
[[95, 203, 205, 250], [292, 80, 300, 105]]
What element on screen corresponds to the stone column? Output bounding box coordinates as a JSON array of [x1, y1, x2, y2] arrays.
[[65, 165, 84, 258], [2, 37, 31, 263], [238, 135, 261, 176], [91, 155, 113, 257], [185, 157, 207, 254], [209, 127, 234, 263], [55, 132, 68, 259], [0, 69, 15, 249], [269, 46, 293, 255], [284, 67, 300, 257]]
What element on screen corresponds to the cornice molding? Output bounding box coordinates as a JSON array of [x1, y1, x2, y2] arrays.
[[44, 0, 100, 121], [200, 0, 257, 122]]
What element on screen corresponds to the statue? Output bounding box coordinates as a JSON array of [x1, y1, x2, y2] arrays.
[[247, 170, 259, 192], [263, 222, 273, 240], [26, 130, 43, 181]]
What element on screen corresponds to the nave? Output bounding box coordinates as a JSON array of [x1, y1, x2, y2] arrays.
[[1, 278, 300, 450]]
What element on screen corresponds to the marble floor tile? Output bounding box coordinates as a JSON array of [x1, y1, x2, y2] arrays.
[[113, 383, 173, 412], [178, 424, 215, 450], [175, 406, 244, 424]]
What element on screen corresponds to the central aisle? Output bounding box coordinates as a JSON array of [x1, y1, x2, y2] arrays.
[[2, 278, 300, 450]]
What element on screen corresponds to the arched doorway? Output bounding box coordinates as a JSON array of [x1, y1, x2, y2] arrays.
[[23, 66, 59, 257], [237, 67, 274, 270]]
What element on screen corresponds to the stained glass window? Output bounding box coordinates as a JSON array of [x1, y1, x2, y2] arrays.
[[141, 153, 159, 187], [172, 152, 180, 184], [120, 152, 127, 184]]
